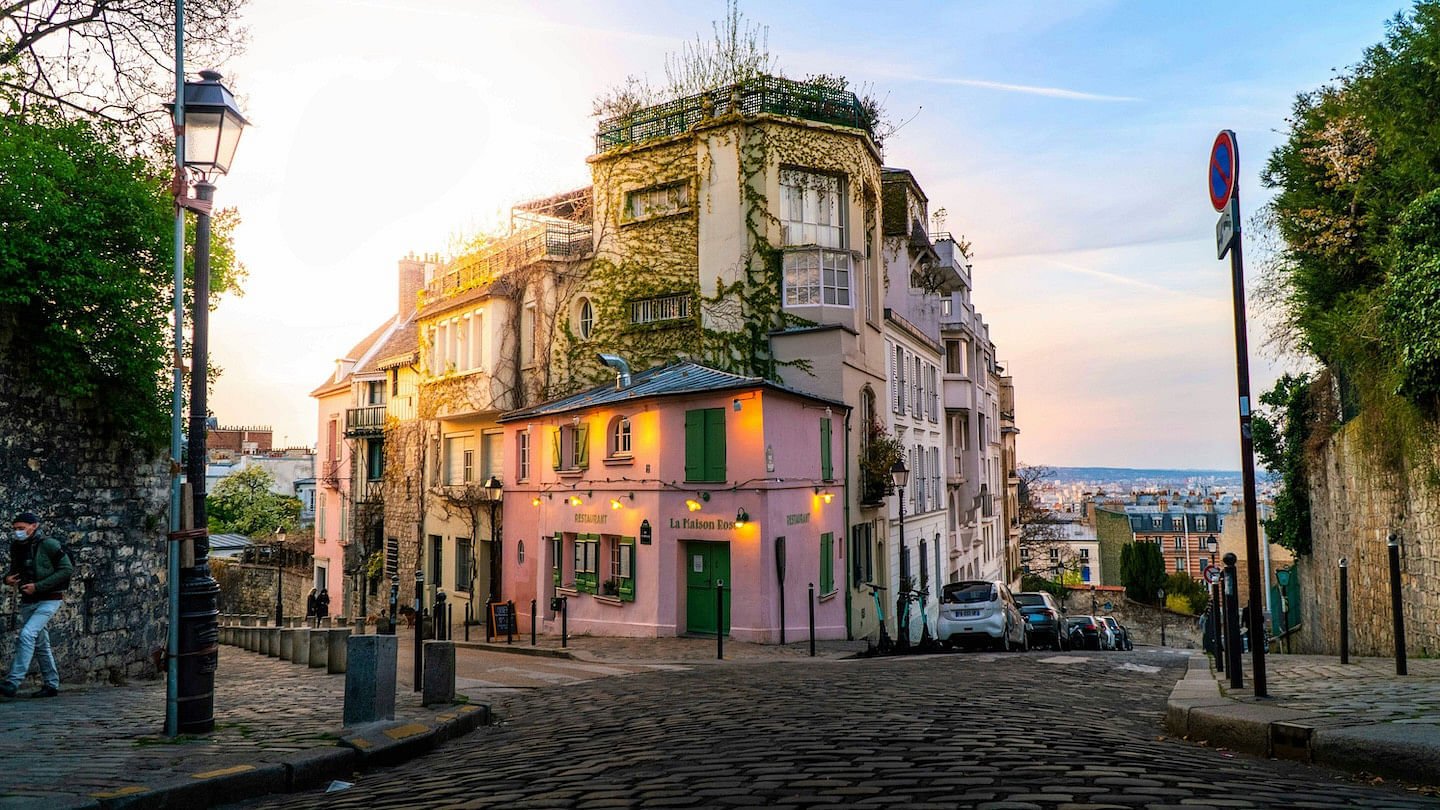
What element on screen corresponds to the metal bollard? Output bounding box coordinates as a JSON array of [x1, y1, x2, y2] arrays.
[[1279, 591, 1290, 655], [465, 602, 471, 642], [560, 597, 568, 648], [484, 599, 493, 643], [716, 580, 725, 661], [448, 603, 453, 642], [1223, 553, 1243, 689], [1388, 534, 1407, 676], [1339, 557, 1350, 665], [531, 599, 537, 646], [808, 582, 816, 657], [413, 569, 424, 692], [507, 599, 515, 645], [1212, 583, 1224, 674]]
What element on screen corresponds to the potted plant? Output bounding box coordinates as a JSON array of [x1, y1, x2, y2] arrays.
[[602, 578, 620, 597]]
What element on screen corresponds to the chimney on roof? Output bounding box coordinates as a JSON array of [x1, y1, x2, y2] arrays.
[[597, 353, 632, 390], [397, 253, 425, 315]]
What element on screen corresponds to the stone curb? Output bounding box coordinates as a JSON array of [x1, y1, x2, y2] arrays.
[[1164, 653, 1440, 785], [452, 639, 579, 660], [43, 701, 491, 810], [338, 703, 490, 769]]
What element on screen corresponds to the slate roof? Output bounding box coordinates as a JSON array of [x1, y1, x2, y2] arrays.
[[308, 318, 392, 396], [357, 311, 419, 374], [499, 361, 848, 422]]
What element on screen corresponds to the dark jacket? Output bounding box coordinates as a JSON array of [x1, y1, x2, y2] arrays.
[[6, 531, 72, 603]]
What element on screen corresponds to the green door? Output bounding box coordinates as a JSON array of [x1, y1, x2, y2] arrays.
[[685, 541, 731, 636]]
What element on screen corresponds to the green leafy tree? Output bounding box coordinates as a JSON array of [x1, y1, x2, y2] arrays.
[[1163, 572, 1209, 616], [1119, 542, 1167, 605], [0, 110, 245, 449], [207, 466, 302, 536], [1252, 373, 1316, 555]]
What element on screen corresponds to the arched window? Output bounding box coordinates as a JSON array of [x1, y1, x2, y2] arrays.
[[577, 297, 594, 339], [608, 415, 631, 458], [860, 386, 876, 447]]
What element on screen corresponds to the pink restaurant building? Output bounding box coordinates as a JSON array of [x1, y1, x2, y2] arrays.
[[498, 361, 848, 642]]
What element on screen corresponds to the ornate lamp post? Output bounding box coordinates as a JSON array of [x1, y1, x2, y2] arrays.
[[890, 459, 910, 653], [1157, 587, 1167, 647], [168, 69, 247, 737], [484, 475, 503, 605], [273, 529, 287, 625]]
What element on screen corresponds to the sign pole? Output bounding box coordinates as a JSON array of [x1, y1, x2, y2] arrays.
[[1212, 130, 1268, 697]]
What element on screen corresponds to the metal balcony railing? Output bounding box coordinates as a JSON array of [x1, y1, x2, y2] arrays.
[[344, 406, 386, 437], [596, 75, 871, 152], [420, 221, 593, 307]]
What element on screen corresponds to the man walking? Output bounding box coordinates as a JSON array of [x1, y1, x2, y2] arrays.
[[2, 512, 71, 698]]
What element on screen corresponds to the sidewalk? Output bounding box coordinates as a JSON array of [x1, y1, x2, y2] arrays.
[[0, 646, 487, 810], [1166, 651, 1440, 786], [450, 630, 870, 663]]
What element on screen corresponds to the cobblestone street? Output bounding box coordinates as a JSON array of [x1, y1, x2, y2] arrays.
[[1218, 653, 1440, 727], [249, 649, 1440, 810]]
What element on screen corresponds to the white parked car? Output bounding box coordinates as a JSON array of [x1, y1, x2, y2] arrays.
[[937, 580, 1028, 652]]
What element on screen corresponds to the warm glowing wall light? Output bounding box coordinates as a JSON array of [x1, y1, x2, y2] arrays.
[[821, 491, 834, 504], [531, 496, 541, 507], [734, 507, 750, 528], [569, 494, 582, 506], [610, 498, 623, 510], [685, 499, 702, 512]]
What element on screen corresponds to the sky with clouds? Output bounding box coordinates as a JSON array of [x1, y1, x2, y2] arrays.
[[207, 0, 1406, 469]]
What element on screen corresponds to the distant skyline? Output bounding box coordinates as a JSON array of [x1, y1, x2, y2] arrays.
[[207, 1, 1402, 467]]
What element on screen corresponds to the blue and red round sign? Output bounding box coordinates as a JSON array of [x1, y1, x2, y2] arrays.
[[1209, 130, 1238, 212]]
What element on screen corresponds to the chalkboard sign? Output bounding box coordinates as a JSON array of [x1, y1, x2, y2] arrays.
[[490, 601, 518, 636]]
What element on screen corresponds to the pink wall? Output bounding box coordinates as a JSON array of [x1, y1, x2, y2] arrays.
[[501, 384, 847, 642], [313, 386, 351, 614]]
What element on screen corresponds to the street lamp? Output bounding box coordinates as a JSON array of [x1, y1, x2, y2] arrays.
[[168, 68, 248, 738], [484, 475, 503, 605], [890, 459, 910, 652], [273, 529, 287, 626]]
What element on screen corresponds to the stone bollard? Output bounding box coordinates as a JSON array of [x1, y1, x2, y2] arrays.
[[422, 640, 456, 706], [336, 617, 349, 627], [291, 628, 312, 664], [327, 628, 351, 674], [244, 625, 256, 651], [344, 635, 397, 725], [352, 619, 367, 635], [266, 628, 281, 657], [258, 627, 271, 656], [321, 617, 332, 628], [280, 628, 295, 660], [309, 628, 330, 668]]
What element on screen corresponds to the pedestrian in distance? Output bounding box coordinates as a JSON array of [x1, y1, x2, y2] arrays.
[[2, 512, 72, 699], [305, 588, 318, 618], [317, 588, 330, 619]]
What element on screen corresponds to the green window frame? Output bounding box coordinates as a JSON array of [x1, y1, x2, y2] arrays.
[[684, 408, 726, 483], [552, 532, 562, 588], [614, 537, 636, 602], [820, 417, 833, 481], [574, 533, 599, 593], [820, 532, 834, 595]]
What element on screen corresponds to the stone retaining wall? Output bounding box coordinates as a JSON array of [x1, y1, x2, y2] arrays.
[[1294, 421, 1439, 657]]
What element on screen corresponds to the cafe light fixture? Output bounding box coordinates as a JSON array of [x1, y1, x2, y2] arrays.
[[686, 498, 702, 512], [569, 494, 582, 506], [531, 496, 542, 507], [610, 498, 623, 510], [734, 508, 750, 528]]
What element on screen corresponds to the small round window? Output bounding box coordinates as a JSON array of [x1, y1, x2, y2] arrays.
[[517, 540, 526, 564], [578, 298, 594, 339]]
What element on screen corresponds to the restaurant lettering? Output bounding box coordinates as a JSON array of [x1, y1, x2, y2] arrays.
[[575, 513, 608, 524], [669, 517, 737, 531]]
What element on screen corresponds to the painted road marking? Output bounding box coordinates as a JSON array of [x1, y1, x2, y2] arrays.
[[91, 786, 150, 799], [191, 764, 256, 779], [1119, 663, 1162, 674], [383, 723, 430, 740]]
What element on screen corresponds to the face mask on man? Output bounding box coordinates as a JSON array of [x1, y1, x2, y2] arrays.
[[12, 529, 28, 540]]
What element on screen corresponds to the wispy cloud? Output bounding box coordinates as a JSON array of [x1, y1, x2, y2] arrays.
[[1036, 257, 1182, 295], [891, 72, 1141, 102]]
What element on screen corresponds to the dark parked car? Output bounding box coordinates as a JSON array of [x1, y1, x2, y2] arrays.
[[1101, 616, 1133, 651], [1016, 591, 1068, 650], [1066, 615, 1107, 650]]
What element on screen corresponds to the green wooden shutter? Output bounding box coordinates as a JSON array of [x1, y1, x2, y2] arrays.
[[684, 409, 704, 481], [820, 418, 833, 481], [552, 532, 562, 588], [572, 536, 582, 589], [551, 427, 562, 470], [575, 423, 590, 468], [820, 532, 834, 594], [618, 537, 636, 601], [704, 408, 726, 482]]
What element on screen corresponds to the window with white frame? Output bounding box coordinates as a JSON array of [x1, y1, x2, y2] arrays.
[[444, 434, 475, 485], [626, 181, 691, 221], [1151, 516, 1162, 529], [629, 293, 690, 324], [1176, 557, 1187, 572], [517, 431, 530, 481], [521, 303, 536, 366], [575, 298, 594, 339], [1174, 537, 1184, 550], [1079, 547, 1091, 560], [779, 169, 843, 248], [608, 415, 631, 458], [941, 298, 953, 317], [482, 432, 502, 480], [782, 249, 851, 306]]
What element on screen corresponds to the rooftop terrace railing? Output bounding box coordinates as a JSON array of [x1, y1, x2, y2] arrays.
[[420, 220, 592, 307], [595, 75, 870, 152]]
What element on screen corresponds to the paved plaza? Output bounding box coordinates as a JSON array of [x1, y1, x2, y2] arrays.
[[247, 648, 1440, 810], [1216, 653, 1440, 727]]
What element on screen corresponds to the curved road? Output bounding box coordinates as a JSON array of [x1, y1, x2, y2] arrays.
[[246, 649, 1438, 809]]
